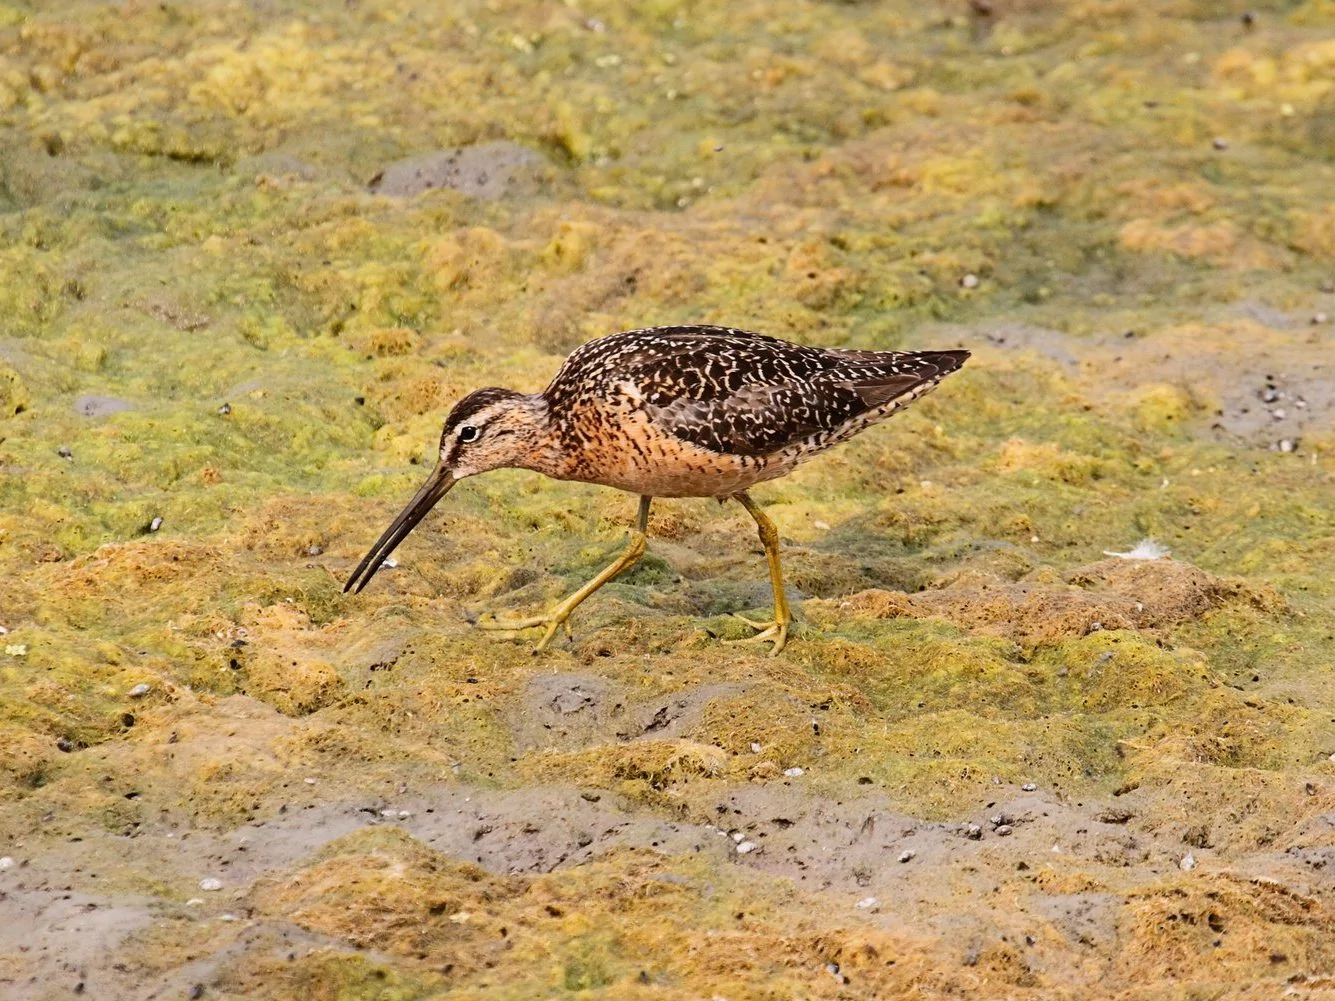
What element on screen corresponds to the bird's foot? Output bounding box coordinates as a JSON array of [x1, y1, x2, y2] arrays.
[[474, 610, 573, 653], [725, 612, 789, 656]]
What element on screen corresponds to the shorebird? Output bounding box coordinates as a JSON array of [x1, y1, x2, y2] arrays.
[[344, 325, 969, 654]]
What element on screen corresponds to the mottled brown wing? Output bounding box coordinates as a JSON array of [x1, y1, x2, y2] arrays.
[[616, 331, 968, 457]]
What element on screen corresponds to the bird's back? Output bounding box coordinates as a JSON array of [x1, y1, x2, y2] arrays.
[[545, 325, 969, 463]]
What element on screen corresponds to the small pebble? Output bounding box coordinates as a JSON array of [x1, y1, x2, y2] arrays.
[[306, 544, 323, 556], [960, 273, 979, 289], [1279, 439, 1296, 453], [57, 446, 72, 459], [1212, 137, 1229, 150], [731, 831, 745, 842], [380, 809, 399, 818], [127, 683, 151, 698], [1313, 312, 1329, 325], [56, 737, 74, 752], [219, 913, 237, 922], [736, 840, 757, 854], [1022, 782, 1037, 792], [965, 824, 982, 840], [199, 878, 223, 891], [218, 402, 231, 416], [995, 825, 1014, 836], [0, 625, 7, 635], [185, 897, 204, 906], [1180, 852, 1196, 871], [149, 516, 163, 532], [379, 557, 398, 570], [855, 896, 879, 909], [812, 520, 830, 530], [5, 644, 27, 657], [897, 849, 916, 863], [1272, 408, 1286, 420], [750, 742, 762, 753], [0, 856, 14, 870], [1262, 387, 1280, 403], [784, 767, 804, 777], [304, 777, 317, 784]]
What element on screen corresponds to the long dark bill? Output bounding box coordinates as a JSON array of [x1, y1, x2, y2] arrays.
[[343, 465, 455, 595]]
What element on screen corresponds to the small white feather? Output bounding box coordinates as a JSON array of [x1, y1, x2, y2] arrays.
[[1103, 539, 1170, 560]]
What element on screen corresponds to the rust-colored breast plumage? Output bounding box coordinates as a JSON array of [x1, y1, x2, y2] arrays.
[[541, 325, 968, 497]]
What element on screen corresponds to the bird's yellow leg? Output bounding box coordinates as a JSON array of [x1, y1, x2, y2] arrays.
[[477, 496, 651, 653], [726, 491, 791, 656]]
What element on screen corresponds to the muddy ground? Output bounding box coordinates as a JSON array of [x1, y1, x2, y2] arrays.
[[2, 0, 1335, 998]]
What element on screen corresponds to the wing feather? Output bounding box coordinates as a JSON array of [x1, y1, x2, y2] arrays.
[[546, 325, 968, 458]]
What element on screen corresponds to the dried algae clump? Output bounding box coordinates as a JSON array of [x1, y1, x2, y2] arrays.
[[813, 557, 1283, 648], [252, 826, 524, 976], [228, 604, 350, 717], [246, 826, 949, 999], [239, 647, 345, 717], [523, 738, 727, 799], [1117, 874, 1335, 986], [0, 362, 28, 417]]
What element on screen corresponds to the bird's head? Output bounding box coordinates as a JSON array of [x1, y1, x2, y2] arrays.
[[343, 387, 549, 594], [436, 386, 548, 478]]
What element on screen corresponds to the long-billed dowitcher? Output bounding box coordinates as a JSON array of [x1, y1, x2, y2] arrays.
[[344, 325, 969, 654]]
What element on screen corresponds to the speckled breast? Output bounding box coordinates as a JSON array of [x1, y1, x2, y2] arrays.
[[553, 404, 793, 498]]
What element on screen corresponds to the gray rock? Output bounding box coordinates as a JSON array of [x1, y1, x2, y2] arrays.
[[75, 395, 134, 418], [368, 142, 547, 200]]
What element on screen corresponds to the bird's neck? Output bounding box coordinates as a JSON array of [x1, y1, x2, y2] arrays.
[[509, 394, 569, 478]]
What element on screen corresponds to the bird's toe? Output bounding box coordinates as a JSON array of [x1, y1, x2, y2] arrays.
[[723, 619, 789, 656]]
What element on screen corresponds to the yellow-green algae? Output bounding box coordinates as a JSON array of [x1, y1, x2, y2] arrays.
[[2, 0, 1335, 998]]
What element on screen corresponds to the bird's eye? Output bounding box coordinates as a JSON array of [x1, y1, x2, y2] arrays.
[[457, 425, 480, 444]]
